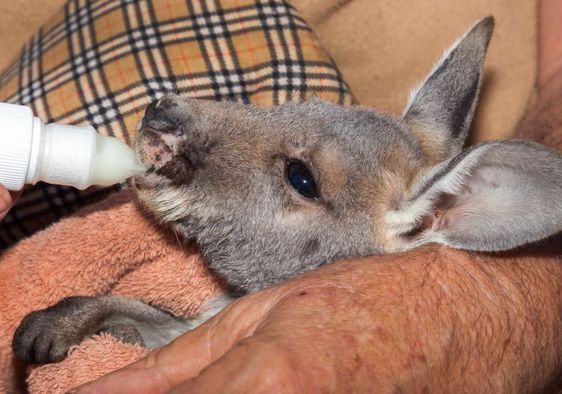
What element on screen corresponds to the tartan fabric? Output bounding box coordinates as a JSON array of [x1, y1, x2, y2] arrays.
[[0, 0, 352, 248]]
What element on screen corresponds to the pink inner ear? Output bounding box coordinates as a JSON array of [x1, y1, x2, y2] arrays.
[[429, 166, 515, 234], [434, 209, 449, 230], [400, 141, 562, 251]]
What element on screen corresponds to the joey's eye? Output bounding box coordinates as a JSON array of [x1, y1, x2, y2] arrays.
[[286, 160, 318, 199]]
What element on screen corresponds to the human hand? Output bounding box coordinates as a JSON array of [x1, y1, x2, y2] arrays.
[[0, 185, 18, 220], [76, 245, 562, 393]]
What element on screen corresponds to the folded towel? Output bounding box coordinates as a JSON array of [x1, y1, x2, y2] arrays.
[[0, 190, 223, 393], [27, 334, 150, 394]]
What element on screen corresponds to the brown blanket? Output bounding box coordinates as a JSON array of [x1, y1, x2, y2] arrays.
[[288, 0, 537, 142]]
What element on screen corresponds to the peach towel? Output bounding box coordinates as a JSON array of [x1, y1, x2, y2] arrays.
[[0, 189, 222, 393]]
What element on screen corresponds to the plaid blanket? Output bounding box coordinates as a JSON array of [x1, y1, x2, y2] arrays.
[[0, 0, 352, 248]]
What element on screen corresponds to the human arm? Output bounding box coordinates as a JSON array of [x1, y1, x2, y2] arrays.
[[0, 185, 19, 220]]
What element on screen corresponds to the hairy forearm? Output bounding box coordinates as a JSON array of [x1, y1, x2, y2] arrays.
[[282, 245, 562, 392], [78, 240, 562, 394], [397, 247, 562, 392]]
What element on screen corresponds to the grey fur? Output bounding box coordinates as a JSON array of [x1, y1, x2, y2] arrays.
[[13, 296, 184, 363], [12, 294, 235, 364], [403, 17, 494, 161], [13, 16, 562, 364], [136, 96, 412, 291]]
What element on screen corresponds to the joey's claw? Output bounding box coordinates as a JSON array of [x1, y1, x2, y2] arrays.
[[12, 296, 147, 364], [12, 296, 98, 364], [13, 309, 80, 364]]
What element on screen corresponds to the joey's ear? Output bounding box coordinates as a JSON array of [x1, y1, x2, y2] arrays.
[[384, 141, 562, 252], [403, 17, 494, 163]]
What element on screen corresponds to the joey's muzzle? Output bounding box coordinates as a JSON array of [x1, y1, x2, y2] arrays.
[[135, 95, 195, 185]]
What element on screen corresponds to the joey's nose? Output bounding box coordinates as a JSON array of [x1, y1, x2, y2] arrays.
[[137, 95, 191, 171], [141, 97, 180, 133]]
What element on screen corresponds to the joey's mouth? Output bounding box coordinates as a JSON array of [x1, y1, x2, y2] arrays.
[[132, 172, 160, 191], [134, 123, 195, 186], [136, 128, 177, 168], [132, 157, 194, 192]]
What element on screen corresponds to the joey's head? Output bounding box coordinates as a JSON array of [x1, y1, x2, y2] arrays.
[[134, 17, 562, 292]]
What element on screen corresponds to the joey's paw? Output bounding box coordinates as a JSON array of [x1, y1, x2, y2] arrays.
[[12, 296, 99, 364]]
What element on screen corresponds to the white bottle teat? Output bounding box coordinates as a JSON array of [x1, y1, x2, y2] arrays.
[[0, 102, 141, 191]]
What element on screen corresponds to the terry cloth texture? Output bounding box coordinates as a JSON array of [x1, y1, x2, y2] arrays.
[[0, 0, 352, 249], [0, 190, 221, 393]]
